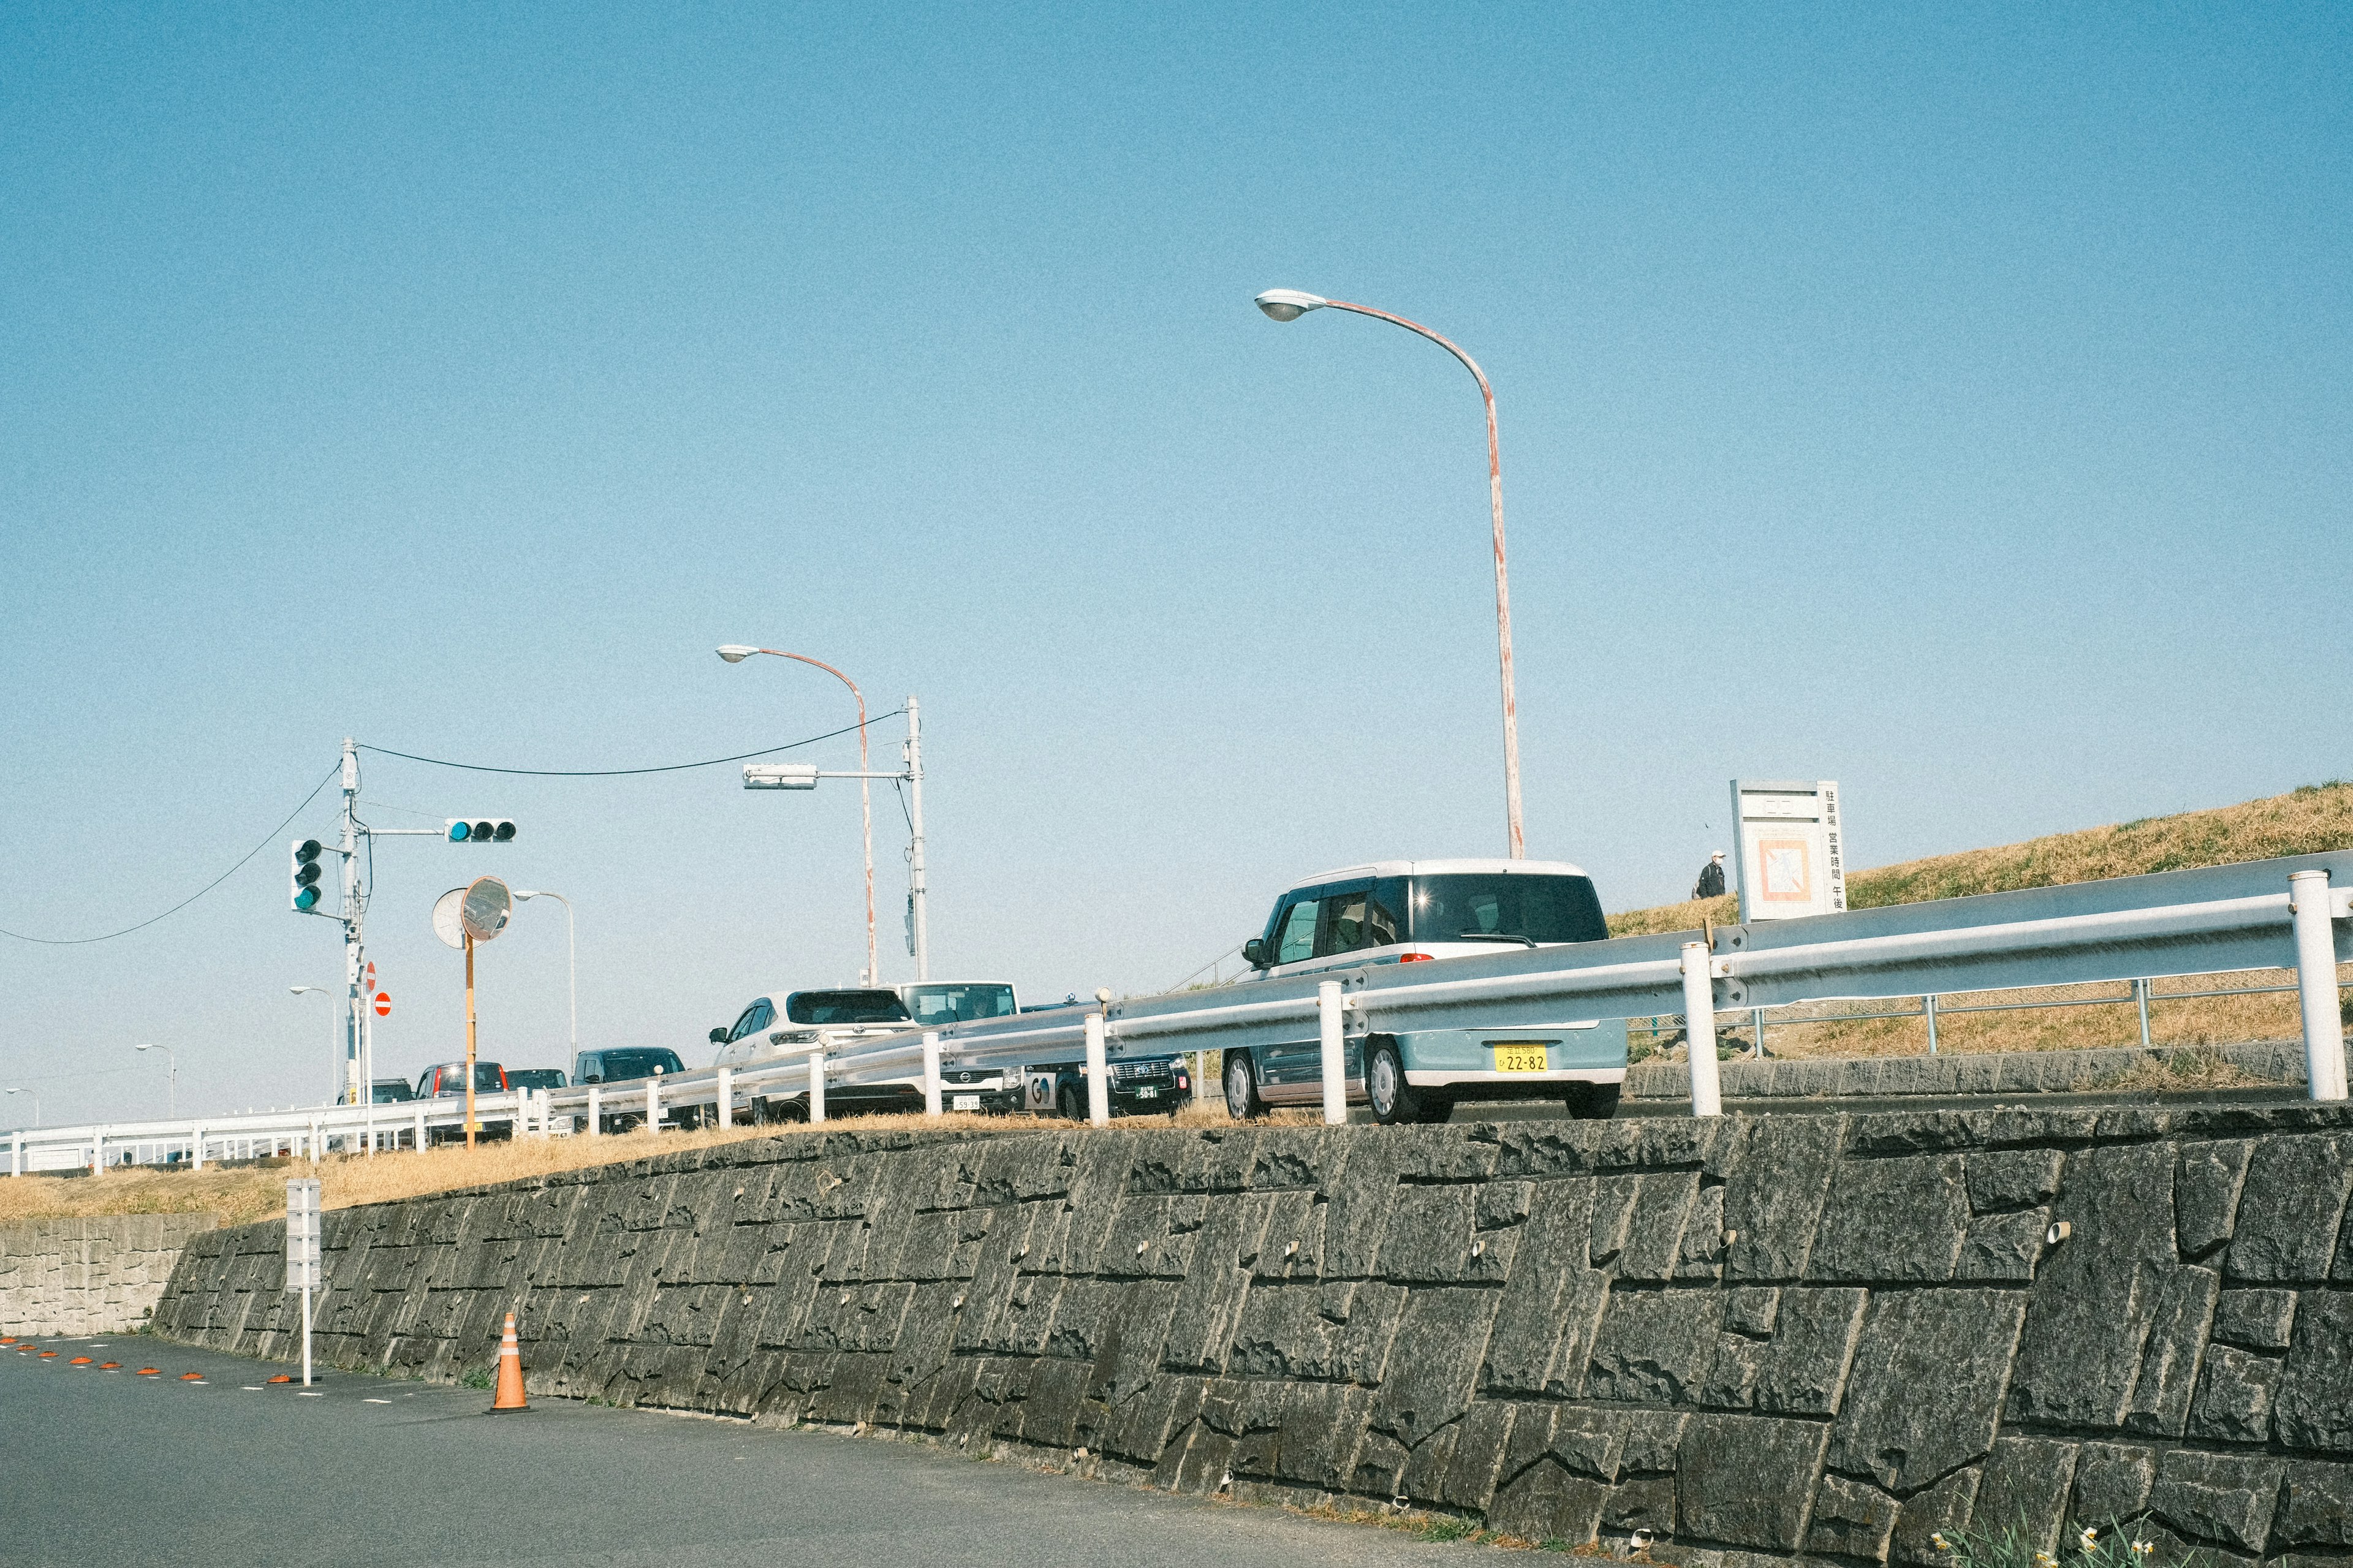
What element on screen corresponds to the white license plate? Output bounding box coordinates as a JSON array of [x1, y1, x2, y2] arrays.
[[952, 1094, 980, 1112], [1134, 1086, 1157, 1099]]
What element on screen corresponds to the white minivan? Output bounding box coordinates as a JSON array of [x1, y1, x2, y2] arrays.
[[1227, 858, 1627, 1124]]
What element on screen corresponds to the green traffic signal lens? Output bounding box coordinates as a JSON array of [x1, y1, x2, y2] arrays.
[[492, 821, 515, 842], [447, 822, 470, 842], [294, 886, 321, 912]]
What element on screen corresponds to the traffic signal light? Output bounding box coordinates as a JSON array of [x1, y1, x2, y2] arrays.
[[445, 819, 517, 844], [290, 839, 327, 913]]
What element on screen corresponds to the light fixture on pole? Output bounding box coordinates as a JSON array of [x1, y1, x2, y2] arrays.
[[1253, 287, 1528, 859], [4, 1087, 37, 1130], [134, 1042, 176, 1119], [289, 987, 338, 1103], [513, 890, 577, 1060], [716, 645, 881, 986]]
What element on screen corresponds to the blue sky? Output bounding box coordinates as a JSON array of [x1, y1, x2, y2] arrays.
[[3, 4, 2347, 1123]]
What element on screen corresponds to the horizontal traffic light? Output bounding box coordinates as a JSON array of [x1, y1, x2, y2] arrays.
[[445, 819, 517, 844]]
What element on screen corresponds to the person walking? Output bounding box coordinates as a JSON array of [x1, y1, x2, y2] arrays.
[[1692, 850, 1727, 900]]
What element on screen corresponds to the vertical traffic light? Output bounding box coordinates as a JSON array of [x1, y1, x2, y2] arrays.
[[290, 839, 327, 913]]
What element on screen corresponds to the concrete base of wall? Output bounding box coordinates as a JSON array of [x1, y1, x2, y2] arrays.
[[1, 1214, 221, 1336]]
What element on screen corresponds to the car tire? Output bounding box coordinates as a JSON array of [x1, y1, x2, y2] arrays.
[[1563, 1083, 1622, 1121], [1056, 1083, 1085, 1122], [1365, 1039, 1429, 1126], [1223, 1053, 1266, 1121]]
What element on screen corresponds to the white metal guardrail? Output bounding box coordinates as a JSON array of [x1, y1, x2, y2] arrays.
[[10, 854, 2351, 1172]]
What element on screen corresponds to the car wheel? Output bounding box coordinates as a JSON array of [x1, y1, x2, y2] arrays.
[[1223, 1053, 1265, 1121], [1056, 1083, 1085, 1122], [1365, 1039, 1425, 1126], [1564, 1083, 1621, 1121]]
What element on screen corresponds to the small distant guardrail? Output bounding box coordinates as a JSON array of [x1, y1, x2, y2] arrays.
[[9, 852, 2349, 1174]]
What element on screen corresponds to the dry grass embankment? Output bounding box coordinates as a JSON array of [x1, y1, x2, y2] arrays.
[[1607, 782, 2353, 1062], [0, 1102, 1278, 1227]]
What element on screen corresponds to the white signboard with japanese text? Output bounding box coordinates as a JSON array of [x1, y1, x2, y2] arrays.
[[1730, 779, 1847, 922]]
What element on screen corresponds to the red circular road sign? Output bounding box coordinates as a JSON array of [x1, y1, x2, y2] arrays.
[[373, 991, 392, 1018]]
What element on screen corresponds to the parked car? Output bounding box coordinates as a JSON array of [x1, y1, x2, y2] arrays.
[[506, 1067, 568, 1091], [574, 1048, 688, 1132], [1224, 859, 1628, 1125], [1020, 1054, 1192, 1119], [710, 988, 922, 1121], [898, 982, 1022, 1111], [414, 1061, 512, 1142], [369, 1078, 415, 1104]]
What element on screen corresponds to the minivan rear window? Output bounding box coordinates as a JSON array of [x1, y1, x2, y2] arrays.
[[1409, 874, 1607, 946], [786, 990, 911, 1026]]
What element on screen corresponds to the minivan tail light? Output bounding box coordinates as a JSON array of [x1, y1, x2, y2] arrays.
[[1399, 952, 1434, 964]]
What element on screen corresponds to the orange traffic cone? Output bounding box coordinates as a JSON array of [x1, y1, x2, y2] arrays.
[[488, 1311, 528, 1413]]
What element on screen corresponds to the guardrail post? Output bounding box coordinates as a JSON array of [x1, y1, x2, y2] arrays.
[[90, 1127, 104, 1175], [1924, 993, 1939, 1055], [808, 1053, 827, 1124], [1680, 943, 1722, 1118], [1317, 982, 1346, 1126], [2135, 978, 2153, 1048], [2290, 869, 2348, 1102], [9, 1131, 20, 1178], [192, 1124, 204, 1170], [922, 1032, 942, 1118], [412, 1104, 426, 1153], [586, 1083, 601, 1137], [1083, 1012, 1110, 1127], [716, 1067, 734, 1129], [308, 1117, 320, 1164], [646, 1077, 661, 1132]]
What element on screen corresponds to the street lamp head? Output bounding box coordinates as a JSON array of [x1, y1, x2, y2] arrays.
[[290, 985, 323, 996], [135, 1042, 157, 1052], [515, 890, 540, 900], [1254, 289, 1328, 322], [716, 645, 758, 664]]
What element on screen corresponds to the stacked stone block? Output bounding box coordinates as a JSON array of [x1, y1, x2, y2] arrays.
[[151, 1109, 2353, 1564], [1, 1213, 220, 1336]]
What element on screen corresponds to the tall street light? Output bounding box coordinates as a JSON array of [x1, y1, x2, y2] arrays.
[[4, 1087, 37, 1129], [716, 645, 879, 985], [290, 986, 338, 1104], [514, 890, 577, 1062], [134, 1042, 176, 1119], [1254, 288, 1527, 859]]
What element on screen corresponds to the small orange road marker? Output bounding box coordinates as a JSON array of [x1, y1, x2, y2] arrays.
[[69, 1357, 93, 1365], [267, 1374, 293, 1384], [178, 1372, 203, 1381], [488, 1312, 528, 1413], [39, 1351, 57, 1358], [99, 1362, 121, 1369]]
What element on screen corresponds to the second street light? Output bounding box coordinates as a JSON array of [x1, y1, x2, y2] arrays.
[[1254, 287, 1528, 860], [289, 986, 338, 1104], [514, 889, 577, 1061], [134, 1042, 176, 1119], [718, 647, 930, 985]]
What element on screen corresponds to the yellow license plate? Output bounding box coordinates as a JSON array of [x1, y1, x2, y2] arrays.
[[1490, 1044, 1549, 1073]]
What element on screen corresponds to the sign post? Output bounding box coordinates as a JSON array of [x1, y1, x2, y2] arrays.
[[1730, 780, 1848, 924], [286, 1178, 320, 1385], [434, 879, 512, 1149]]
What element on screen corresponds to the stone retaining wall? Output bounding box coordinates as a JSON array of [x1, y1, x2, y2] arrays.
[[153, 1112, 2353, 1565], [2, 1213, 220, 1336]]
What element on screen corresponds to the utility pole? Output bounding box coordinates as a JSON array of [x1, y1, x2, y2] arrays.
[[339, 738, 365, 1107], [905, 695, 929, 982]]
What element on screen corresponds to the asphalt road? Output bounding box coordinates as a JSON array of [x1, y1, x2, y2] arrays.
[[1, 1335, 1471, 1568]]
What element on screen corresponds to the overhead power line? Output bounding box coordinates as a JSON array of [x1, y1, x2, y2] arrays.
[[0, 763, 343, 946], [355, 713, 903, 777]]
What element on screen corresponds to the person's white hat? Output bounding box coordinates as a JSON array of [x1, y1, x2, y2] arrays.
[[1711, 850, 1725, 860]]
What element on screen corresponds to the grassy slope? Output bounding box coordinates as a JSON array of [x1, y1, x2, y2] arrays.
[[1607, 781, 2353, 1062], [1607, 781, 2353, 937]]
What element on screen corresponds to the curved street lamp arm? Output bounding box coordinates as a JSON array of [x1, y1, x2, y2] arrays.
[[741, 648, 880, 985], [1315, 301, 1523, 859]]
